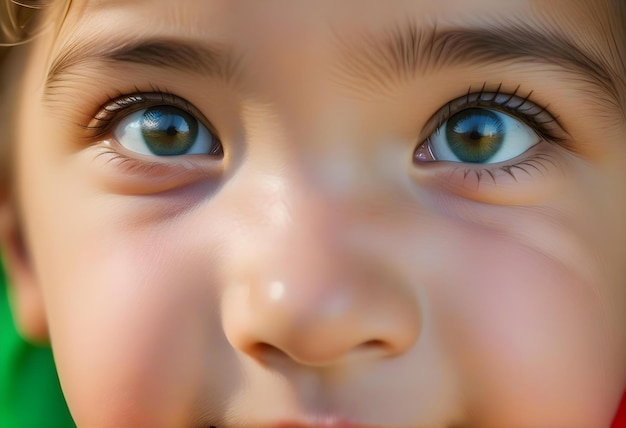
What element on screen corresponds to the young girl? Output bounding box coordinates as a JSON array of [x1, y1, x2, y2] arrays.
[[1, 0, 625, 426]]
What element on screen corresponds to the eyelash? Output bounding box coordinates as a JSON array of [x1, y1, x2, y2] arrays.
[[417, 83, 568, 184], [83, 87, 216, 140], [426, 83, 565, 142]]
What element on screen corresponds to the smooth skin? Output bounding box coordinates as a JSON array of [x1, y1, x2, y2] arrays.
[[1, 0, 626, 427]]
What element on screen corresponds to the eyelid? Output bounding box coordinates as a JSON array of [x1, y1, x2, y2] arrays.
[[420, 85, 568, 145], [90, 142, 224, 194], [84, 91, 220, 142]]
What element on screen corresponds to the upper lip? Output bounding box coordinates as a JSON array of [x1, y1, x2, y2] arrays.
[[265, 418, 382, 428], [269, 424, 374, 428]]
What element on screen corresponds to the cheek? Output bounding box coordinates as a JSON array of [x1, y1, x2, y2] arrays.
[[39, 218, 223, 426], [426, 222, 624, 426], [18, 161, 233, 425]]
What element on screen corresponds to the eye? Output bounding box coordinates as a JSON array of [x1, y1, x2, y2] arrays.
[[417, 107, 541, 164], [113, 105, 222, 157]]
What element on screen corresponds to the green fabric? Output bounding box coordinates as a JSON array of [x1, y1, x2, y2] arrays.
[[0, 260, 74, 428]]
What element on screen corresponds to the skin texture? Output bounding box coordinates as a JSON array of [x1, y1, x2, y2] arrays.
[[1, 0, 626, 426]]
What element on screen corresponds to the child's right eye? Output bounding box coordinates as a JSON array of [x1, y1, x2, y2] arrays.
[[85, 91, 223, 160], [113, 105, 222, 157]]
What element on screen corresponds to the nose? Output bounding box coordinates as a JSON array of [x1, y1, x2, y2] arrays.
[[221, 175, 421, 367]]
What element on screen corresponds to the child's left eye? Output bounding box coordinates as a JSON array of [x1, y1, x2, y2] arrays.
[[416, 107, 541, 164], [113, 105, 222, 157]]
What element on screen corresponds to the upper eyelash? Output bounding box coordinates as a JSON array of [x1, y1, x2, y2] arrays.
[[81, 88, 213, 140], [426, 83, 568, 144]]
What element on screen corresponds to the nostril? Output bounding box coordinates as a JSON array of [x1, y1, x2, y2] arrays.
[[358, 339, 394, 355], [362, 339, 385, 348], [248, 342, 288, 364], [249, 339, 396, 365], [250, 342, 276, 355]]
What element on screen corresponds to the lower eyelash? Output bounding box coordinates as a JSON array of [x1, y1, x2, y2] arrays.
[[94, 147, 181, 176], [453, 152, 558, 185]]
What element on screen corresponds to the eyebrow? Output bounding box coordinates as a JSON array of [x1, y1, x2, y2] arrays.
[[334, 20, 624, 112], [45, 37, 243, 94], [45, 21, 624, 116]]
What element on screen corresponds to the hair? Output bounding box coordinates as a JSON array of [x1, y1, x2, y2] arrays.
[[0, 1, 41, 46], [0, 0, 59, 189]]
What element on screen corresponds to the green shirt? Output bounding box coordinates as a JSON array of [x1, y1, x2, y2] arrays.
[[0, 260, 74, 428]]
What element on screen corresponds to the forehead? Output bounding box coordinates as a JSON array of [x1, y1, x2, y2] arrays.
[[50, 0, 618, 90], [61, 0, 608, 40]]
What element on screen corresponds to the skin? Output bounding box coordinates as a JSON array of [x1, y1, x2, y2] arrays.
[[1, 0, 626, 426]]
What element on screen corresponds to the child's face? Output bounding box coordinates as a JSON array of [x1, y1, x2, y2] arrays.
[[5, 0, 626, 426]]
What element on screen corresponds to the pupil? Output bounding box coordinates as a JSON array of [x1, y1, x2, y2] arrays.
[[469, 130, 481, 141], [140, 106, 199, 156], [445, 108, 504, 163]]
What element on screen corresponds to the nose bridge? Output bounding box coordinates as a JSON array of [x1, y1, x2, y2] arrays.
[[221, 168, 421, 366], [231, 166, 364, 315], [238, 158, 351, 266]]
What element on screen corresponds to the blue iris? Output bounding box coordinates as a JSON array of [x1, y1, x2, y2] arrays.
[[140, 106, 199, 156], [445, 108, 505, 163]]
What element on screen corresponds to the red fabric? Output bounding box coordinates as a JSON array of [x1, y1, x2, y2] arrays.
[[612, 392, 626, 428]]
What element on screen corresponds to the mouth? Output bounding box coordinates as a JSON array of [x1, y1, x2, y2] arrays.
[[269, 424, 375, 428], [265, 416, 382, 428]]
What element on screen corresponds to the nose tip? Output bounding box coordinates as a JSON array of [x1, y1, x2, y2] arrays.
[[222, 259, 421, 367]]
